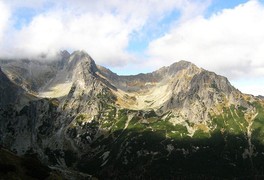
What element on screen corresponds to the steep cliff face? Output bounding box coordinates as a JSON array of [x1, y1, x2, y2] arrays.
[[1, 51, 264, 179]]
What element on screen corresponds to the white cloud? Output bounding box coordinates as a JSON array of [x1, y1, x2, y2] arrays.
[[4, 0, 47, 9], [8, 12, 133, 65], [1, 1, 138, 63], [147, 0, 264, 82], [0, 0, 210, 67], [0, 1, 10, 41]]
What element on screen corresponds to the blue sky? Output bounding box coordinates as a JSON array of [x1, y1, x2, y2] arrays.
[[127, 0, 250, 55], [0, 0, 264, 95], [205, 0, 249, 16]]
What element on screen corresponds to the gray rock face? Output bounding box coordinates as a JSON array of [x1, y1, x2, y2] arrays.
[[0, 51, 264, 179]]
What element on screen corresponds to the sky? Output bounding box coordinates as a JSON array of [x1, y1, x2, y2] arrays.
[[0, 0, 264, 96]]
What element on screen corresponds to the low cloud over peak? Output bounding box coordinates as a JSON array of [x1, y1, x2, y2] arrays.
[[147, 1, 264, 78], [0, 0, 263, 95]]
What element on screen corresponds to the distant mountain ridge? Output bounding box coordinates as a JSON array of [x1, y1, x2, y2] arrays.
[[1, 51, 247, 122], [0, 50, 264, 179]]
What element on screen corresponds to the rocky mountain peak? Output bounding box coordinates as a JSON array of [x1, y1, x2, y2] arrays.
[[168, 60, 198, 72], [60, 50, 70, 58], [153, 60, 200, 79], [170, 60, 193, 68], [66, 50, 97, 73]]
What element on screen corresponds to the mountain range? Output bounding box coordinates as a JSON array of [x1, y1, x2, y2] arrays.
[[0, 50, 264, 179]]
